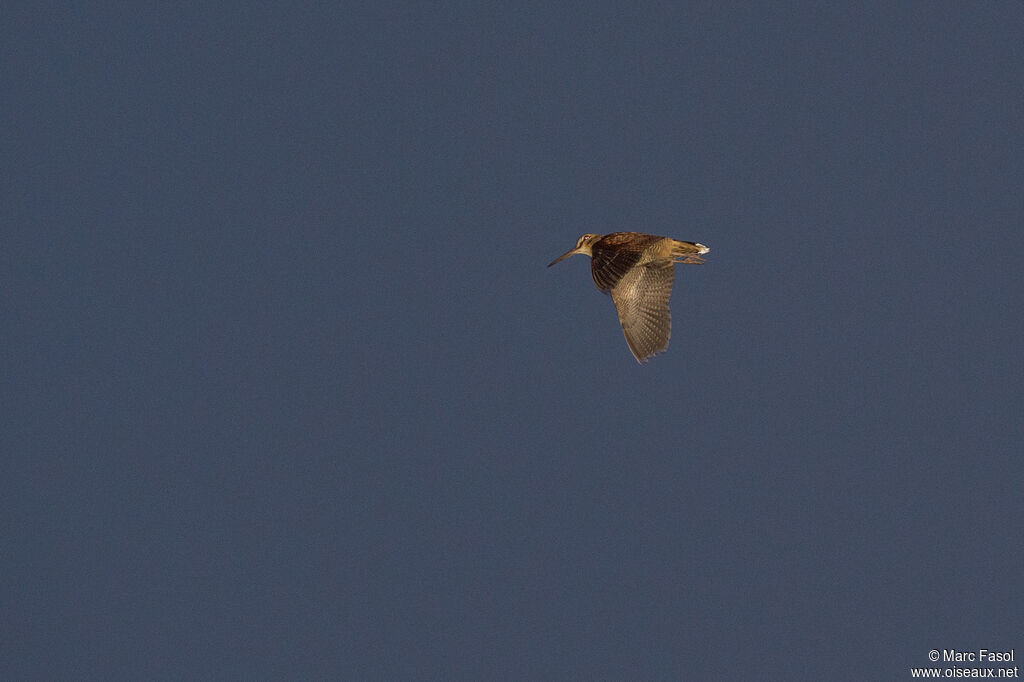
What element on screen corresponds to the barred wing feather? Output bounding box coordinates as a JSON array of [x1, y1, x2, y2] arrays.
[[608, 259, 674, 363]]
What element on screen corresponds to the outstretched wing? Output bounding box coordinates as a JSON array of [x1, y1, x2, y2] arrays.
[[609, 259, 674, 363]]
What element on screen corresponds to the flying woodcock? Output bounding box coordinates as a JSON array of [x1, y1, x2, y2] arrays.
[[548, 232, 709, 363]]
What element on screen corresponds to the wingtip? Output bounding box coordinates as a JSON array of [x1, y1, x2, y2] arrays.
[[695, 243, 710, 254]]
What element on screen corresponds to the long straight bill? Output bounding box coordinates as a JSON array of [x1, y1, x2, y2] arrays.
[[547, 249, 578, 267]]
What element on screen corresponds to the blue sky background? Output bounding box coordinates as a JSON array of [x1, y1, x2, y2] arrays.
[[4, 3, 1023, 679]]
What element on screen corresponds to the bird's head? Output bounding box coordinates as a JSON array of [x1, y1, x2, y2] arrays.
[[547, 233, 603, 267]]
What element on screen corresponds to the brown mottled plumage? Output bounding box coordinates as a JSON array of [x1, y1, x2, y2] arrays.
[[548, 232, 709, 363]]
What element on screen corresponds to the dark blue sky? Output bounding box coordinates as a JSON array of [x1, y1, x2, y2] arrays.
[[4, 3, 1023, 679]]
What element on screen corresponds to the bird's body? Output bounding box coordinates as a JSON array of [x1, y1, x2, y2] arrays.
[[548, 232, 709, 363]]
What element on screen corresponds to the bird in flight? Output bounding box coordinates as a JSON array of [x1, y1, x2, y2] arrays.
[[548, 232, 709, 363]]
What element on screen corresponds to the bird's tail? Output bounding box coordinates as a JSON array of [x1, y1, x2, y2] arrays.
[[671, 240, 709, 264]]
